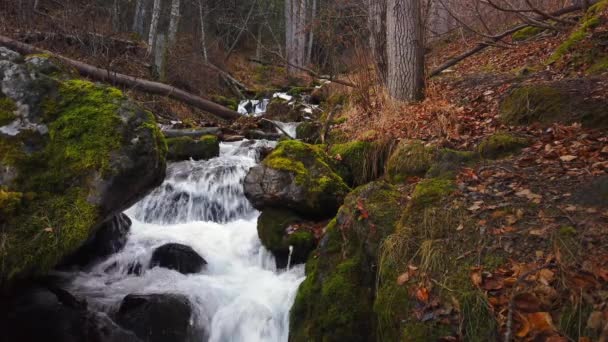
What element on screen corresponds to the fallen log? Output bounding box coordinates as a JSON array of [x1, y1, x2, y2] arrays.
[[0, 35, 241, 122], [428, 2, 592, 78]]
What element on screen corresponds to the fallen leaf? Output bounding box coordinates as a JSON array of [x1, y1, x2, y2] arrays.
[[560, 155, 577, 162], [416, 287, 429, 303], [456, 223, 464, 231], [539, 269, 555, 285], [525, 312, 556, 333], [514, 292, 543, 313], [43, 227, 53, 233], [470, 268, 482, 287], [397, 272, 410, 285]]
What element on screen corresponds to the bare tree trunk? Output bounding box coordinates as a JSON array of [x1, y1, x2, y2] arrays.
[[256, 24, 263, 60], [133, 0, 149, 37], [285, 0, 307, 73], [285, 0, 294, 73], [368, 0, 388, 84], [198, 0, 208, 63], [167, 0, 181, 48], [306, 0, 317, 65], [387, 0, 425, 102], [147, 0, 162, 54], [112, 0, 121, 32]]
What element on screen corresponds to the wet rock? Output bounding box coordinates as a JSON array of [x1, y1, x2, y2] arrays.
[[60, 213, 132, 269], [166, 135, 220, 161], [149, 243, 206, 274], [115, 293, 196, 342], [0, 284, 139, 342], [244, 140, 350, 218], [0, 49, 167, 285], [257, 208, 315, 268]]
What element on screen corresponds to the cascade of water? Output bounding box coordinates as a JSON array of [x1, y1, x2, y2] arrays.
[[286, 245, 294, 271], [67, 140, 305, 342]]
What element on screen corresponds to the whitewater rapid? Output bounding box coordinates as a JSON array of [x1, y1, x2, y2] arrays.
[[67, 140, 306, 342]]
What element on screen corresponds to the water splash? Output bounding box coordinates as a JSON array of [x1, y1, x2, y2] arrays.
[[67, 139, 305, 342]]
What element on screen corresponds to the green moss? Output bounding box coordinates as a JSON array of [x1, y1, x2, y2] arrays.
[[166, 135, 218, 161], [512, 26, 545, 41], [330, 141, 374, 186], [286, 87, 312, 96], [0, 189, 22, 217], [1, 78, 164, 285], [477, 133, 529, 159], [409, 179, 455, 210], [548, 0, 608, 65], [295, 121, 320, 143], [500, 85, 563, 125], [257, 208, 302, 251], [386, 140, 436, 183], [588, 56, 608, 74], [0, 96, 17, 126]]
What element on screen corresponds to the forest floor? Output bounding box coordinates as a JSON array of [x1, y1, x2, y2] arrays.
[[329, 11, 608, 341]]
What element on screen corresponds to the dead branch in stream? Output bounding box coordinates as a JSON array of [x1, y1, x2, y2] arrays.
[[0, 35, 241, 122]]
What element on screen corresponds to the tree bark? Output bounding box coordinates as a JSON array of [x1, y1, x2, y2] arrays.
[[132, 0, 149, 37], [147, 0, 162, 54], [0, 35, 240, 122], [387, 0, 425, 102], [306, 0, 317, 65], [197, 0, 208, 63], [368, 0, 388, 84], [167, 0, 181, 49]]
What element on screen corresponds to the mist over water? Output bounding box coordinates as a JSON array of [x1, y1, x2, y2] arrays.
[[67, 140, 305, 342]]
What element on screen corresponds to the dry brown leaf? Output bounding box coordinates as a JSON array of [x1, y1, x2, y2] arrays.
[[416, 287, 429, 303], [470, 269, 482, 287], [397, 272, 410, 286], [560, 155, 577, 162], [514, 292, 543, 313]]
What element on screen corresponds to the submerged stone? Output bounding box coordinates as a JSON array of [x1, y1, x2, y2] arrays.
[[149, 243, 206, 274]]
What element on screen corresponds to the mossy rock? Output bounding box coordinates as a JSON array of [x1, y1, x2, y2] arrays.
[[257, 208, 315, 268], [386, 140, 436, 183], [512, 26, 546, 41], [166, 135, 219, 161], [426, 149, 479, 179], [295, 121, 321, 143], [500, 80, 608, 128], [548, 0, 608, 69], [329, 140, 394, 186], [244, 140, 350, 218], [0, 50, 167, 286], [289, 181, 403, 341], [477, 133, 529, 159], [264, 98, 302, 122], [409, 178, 456, 211]]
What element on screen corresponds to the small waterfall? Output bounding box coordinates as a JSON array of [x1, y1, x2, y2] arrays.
[[272, 121, 300, 139], [67, 139, 305, 342], [286, 246, 294, 270]]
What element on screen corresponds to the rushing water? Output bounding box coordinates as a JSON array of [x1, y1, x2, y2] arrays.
[[67, 140, 306, 342]]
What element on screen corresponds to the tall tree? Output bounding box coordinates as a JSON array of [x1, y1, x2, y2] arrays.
[[285, 0, 308, 73], [147, 0, 162, 54], [387, 0, 425, 101], [368, 0, 388, 84], [133, 0, 149, 37], [167, 0, 181, 49]]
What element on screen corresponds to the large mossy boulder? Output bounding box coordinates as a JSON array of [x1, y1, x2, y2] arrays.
[[289, 181, 403, 342], [244, 140, 350, 218], [0, 49, 167, 286], [386, 140, 436, 183], [166, 135, 219, 161], [500, 79, 608, 128], [257, 208, 315, 268], [264, 98, 303, 122]]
